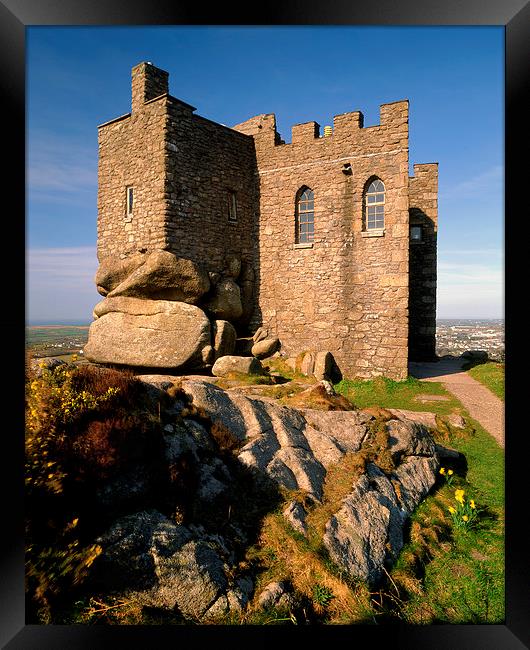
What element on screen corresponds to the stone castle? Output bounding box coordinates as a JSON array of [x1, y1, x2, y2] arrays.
[[85, 61, 438, 381]]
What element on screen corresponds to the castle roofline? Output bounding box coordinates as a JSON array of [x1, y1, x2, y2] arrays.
[[98, 92, 197, 129], [98, 93, 252, 139], [380, 99, 409, 106], [98, 112, 131, 129]]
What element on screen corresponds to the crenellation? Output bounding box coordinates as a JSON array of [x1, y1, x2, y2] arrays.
[[332, 110, 364, 137], [291, 121, 321, 144]]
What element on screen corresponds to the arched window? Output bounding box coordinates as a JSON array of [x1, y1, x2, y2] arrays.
[[295, 187, 314, 243], [364, 178, 385, 230]]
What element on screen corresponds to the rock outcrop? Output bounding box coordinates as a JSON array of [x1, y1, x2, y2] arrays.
[[106, 251, 211, 304], [211, 355, 264, 378], [202, 278, 244, 322], [86, 250, 263, 373], [251, 337, 281, 360], [86, 376, 452, 621], [85, 298, 211, 370], [93, 510, 238, 619], [95, 253, 147, 296], [30, 357, 68, 377], [292, 350, 341, 382], [212, 320, 237, 360]]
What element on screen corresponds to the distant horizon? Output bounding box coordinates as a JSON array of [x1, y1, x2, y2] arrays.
[[27, 317, 505, 327]]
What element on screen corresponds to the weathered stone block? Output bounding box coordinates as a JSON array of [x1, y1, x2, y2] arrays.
[[211, 355, 264, 377], [85, 299, 211, 370]]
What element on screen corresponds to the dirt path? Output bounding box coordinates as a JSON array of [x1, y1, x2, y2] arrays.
[[409, 357, 504, 449]]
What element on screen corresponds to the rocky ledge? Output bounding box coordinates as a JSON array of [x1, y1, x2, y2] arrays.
[[87, 376, 457, 622]]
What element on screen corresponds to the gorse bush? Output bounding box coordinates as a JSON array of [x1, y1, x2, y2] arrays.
[[25, 519, 102, 624], [25, 362, 163, 623], [26, 365, 120, 494]]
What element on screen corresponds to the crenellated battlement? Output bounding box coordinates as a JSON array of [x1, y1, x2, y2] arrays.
[[333, 110, 364, 135], [410, 162, 439, 179], [291, 121, 321, 143], [232, 99, 408, 159]]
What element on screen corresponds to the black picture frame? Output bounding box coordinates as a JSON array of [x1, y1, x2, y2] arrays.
[[4, 1, 525, 647]]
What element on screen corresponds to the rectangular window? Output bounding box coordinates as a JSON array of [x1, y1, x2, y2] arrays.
[[228, 191, 237, 222], [367, 204, 384, 230], [298, 213, 314, 243], [410, 225, 422, 241], [126, 186, 134, 216]]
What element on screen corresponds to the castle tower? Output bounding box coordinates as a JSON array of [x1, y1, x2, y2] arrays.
[[94, 62, 438, 379]]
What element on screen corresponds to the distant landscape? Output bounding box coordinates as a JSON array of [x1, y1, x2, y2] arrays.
[[26, 325, 90, 360], [435, 319, 504, 362], [26, 319, 505, 363]]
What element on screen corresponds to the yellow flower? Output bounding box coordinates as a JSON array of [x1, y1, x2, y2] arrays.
[[455, 489, 465, 504], [439, 467, 445, 475], [448, 506, 456, 514], [462, 515, 469, 522], [447, 469, 454, 476], [470, 500, 476, 509]]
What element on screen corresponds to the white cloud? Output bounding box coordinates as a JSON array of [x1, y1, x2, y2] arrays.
[[438, 262, 502, 285], [439, 165, 503, 201], [27, 247, 100, 322], [27, 130, 97, 203]]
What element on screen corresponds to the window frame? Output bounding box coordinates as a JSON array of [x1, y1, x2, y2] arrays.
[[126, 185, 134, 217], [295, 187, 315, 245], [410, 225, 423, 242], [363, 178, 385, 232], [227, 190, 238, 223]]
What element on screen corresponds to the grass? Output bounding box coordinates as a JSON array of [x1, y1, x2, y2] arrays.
[[233, 374, 505, 625], [466, 361, 505, 401], [241, 510, 375, 625], [334, 375, 463, 417], [384, 418, 504, 623], [214, 372, 277, 389]]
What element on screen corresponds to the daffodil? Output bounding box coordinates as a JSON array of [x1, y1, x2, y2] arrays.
[[447, 469, 454, 476], [462, 515, 469, 522], [439, 467, 445, 475], [448, 506, 456, 514], [455, 489, 465, 504], [470, 500, 476, 509]]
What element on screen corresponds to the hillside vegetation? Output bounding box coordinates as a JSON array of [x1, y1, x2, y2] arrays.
[[466, 362, 505, 401], [25, 358, 504, 625]]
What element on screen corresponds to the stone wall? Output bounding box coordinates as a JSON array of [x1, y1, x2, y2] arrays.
[[97, 97, 168, 262], [234, 102, 410, 380], [408, 163, 438, 361], [163, 101, 259, 277]]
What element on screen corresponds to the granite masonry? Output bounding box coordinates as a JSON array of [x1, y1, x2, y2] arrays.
[[87, 62, 438, 380]]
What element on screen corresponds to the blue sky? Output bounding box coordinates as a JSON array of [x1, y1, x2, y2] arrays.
[[26, 26, 503, 322]]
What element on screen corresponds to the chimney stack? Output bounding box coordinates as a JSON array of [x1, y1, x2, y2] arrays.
[[131, 62, 169, 113]]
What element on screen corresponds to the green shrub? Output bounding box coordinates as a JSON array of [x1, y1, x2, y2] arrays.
[[312, 583, 335, 608]]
